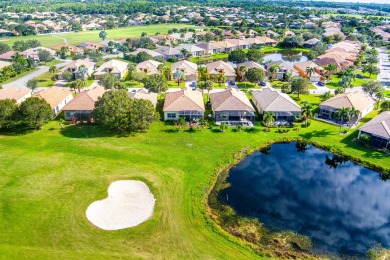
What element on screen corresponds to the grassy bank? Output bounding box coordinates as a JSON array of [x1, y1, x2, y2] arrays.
[[0, 100, 388, 259]]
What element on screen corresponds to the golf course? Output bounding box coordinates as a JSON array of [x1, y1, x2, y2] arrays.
[[1, 104, 389, 259]]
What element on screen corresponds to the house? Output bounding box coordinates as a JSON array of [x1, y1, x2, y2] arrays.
[[212, 40, 238, 52], [284, 30, 296, 37], [57, 60, 96, 80], [206, 61, 236, 81], [358, 111, 390, 149], [176, 44, 205, 57], [0, 29, 13, 37], [163, 89, 205, 121], [236, 61, 264, 79], [51, 43, 84, 55], [255, 36, 277, 46], [77, 41, 105, 52], [224, 30, 245, 38], [23, 47, 56, 61], [195, 42, 222, 55], [128, 48, 165, 60], [136, 60, 163, 75], [209, 88, 256, 125], [224, 39, 252, 50], [93, 59, 128, 79], [315, 53, 353, 71], [319, 92, 375, 122], [264, 61, 298, 80], [294, 61, 324, 82], [171, 60, 198, 82], [251, 87, 301, 123], [33, 87, 73, 117], [128, 89, 158, 107], [0, 51, 22, 62], [62, 86, 106, 121], [0, 86, 31, 104], [303, 38, 321, 48], [155, 46, 184, 60], [0, 60, 12, 70]]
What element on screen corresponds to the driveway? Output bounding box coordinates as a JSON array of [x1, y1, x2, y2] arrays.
[[3, 59, 72, 90], [377, 48, 390, 87]]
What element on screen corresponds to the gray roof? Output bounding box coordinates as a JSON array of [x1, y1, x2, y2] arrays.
[[210, 88, 254, 112], [252, 87, 301, 113], [359, 111, 390, 140], [155, 46, 182, 56], [195, 42, 221, 50]]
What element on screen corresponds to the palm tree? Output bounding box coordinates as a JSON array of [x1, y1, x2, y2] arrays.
[[163, 67, 171, 81], [60, 46, 69, 58], [324, 63, 337, 80], [220, 122, 228, 132], [262, 112, 275, 131], [99, 30, 107, 41], [335, 107, 351, 133], [11, 52, 25, 64], [49, 66, 57, 74], [74, 78, 85, 93], [217, 73, 226, 86], [284, 72, 292, 82], [269, 64, 279, 81], [239, 65, 247, 81], [305, 67, 315, 79], [348, 107, 360, 128], [198, 66, 208, 81], [301, 101, 312, 127], [173, 69, 185, 86], [76, 65, 88, 83], [375, 92, 385, 109]]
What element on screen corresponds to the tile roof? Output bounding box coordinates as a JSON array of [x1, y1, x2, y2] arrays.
[[33, 87, 73, 109], [171, 60, 198, 76], [94, 59, 128, 76], [0, 86, 31, 102], [252, 87, 301, 113], [62, 86, 105, 111], [128, 89, 158, 107], [359, 111, 390, 140], [206, 60, 236, 77], [320, 92, 375, 113], [210, 88, 255, 112], [163, 89, 205, 112]]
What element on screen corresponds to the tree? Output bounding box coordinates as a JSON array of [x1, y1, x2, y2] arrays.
[[76, 65, 88, 82], [301, 101, 313, 127], [362, 64, 380, 77], [247, 49, 264, 63], [94, 90, 156, 132], [324, 63, 337, 79], [0, 99, 18, 129], [335, 107, 351, 133], [26, 78, 38, 93], [262, 112, 275, 131], [228, 49, 246, 63], [239, 65, 247, 81], [129, 51, 153, 63], [290, 76, 310, 99], [60, 46, 69, 58], [339, 76, 353, 90], [217, 73, 226, 86], [173, 69, 185, 86], [19, 97, 52, 130], [322, 91, 331, 101], [62, 71, 74, 81], [361, 80, 384, 97], [99, 73, 117, 89], [269, 64, 279, 81], [37, 50, 52, 64], [381, 100, 390, 112], [74, 79, 86, 93], [0, 43, 11, 55], [375, 92, 385, 109], [49, 66, 58, 74], [180, 48, 190, 58], [99, 30, 107, 41], [220, 121, 228, 132], [245, 67, 266, 85], [143, 74, 168, 93], [305, 67, 315, 78]]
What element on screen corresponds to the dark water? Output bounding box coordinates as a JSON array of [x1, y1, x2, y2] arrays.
[[264, 50, 308, 66], [221, 142, 390, 257]]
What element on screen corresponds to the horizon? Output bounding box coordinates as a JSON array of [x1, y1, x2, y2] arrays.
[[314, 0, 389, 4]]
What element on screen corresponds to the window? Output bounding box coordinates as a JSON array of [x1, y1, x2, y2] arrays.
[[167, 113, 176, 119]]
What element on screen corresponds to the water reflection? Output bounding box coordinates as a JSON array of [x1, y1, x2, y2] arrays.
[[221, 142, 390, 257], [264, 50, 308, 66]]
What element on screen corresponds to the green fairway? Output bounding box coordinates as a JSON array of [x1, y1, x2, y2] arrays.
[[0, 99, 389, 259], [0, 24, 199, 48]]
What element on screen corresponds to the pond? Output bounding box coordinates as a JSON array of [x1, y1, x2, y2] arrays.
[[264, 50, 308, 66], [220, 142, 390, 258]]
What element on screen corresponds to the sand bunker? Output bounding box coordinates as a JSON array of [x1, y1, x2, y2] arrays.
[[86, 180, 155, 230]]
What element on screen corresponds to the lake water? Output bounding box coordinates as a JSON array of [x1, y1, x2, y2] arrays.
[[220, 142, 390, 258], [264, 50, 308, 66]]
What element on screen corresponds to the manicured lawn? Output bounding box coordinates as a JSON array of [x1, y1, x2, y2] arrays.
[[124, 81, 144, 88], [236, 82, 259, 89], [0, 68, 39, 85], [326, 71, 376, 89], [0, 24, 199, 48], [384, 89, 390, 98], [36, 71, 55, 87], [0, 105, 389, 259], [40, 59, 63, 66], [168, 81, 185, 88]]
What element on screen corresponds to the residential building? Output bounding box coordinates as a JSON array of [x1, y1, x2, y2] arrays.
[[358, 111, 390, 149], [224, 39, 252, 49], [0, 86, 31, 104], [0, 60, 12, 70], [176, 44, 205, 57], [33, 87, 73, 117], [136, 60, 163, 75], [77, 41, 104, 52], [163, 89, 205, 121], [62, 86, 106, 121], [171, 60, 198, 82], [51, 43, 84, 56], [252, 87, 301, 123], [319, 92, 375, 122], [128, 89, 158, 107], [303, 38, 321, 48], [265, 61, 299, 80], [212, 40, 238, 52], [128, 48, 165, 60], [57, 60, 96, 80], [206, 61, 236, 81], [294, 61, 324, 82], [93, 59, 129, 79], [236, 61, 264, 79], [155, 46, 184, 60], [0, 51, 22, 62], [195, 42, 222, 54], [209, 88, 256, 124], [23, 47, 56, 61]]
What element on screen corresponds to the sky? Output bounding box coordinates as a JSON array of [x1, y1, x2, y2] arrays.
[[314, 0, 389, 4]]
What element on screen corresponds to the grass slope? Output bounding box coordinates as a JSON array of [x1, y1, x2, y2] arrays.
[[0, 24, 198, 48], [0, 105, 388, 259]]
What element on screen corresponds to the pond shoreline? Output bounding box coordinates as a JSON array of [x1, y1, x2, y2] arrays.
[[205, 137, 390, 259]]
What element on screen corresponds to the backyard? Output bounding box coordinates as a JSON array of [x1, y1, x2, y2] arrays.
[[0, 103, 389, 259], [326, 70, 377, 89]]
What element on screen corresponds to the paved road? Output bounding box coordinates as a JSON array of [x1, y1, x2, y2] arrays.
[[3, 59, 72, 90], [377, 48, 390, 87]]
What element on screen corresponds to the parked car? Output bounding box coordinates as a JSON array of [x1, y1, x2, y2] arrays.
[[229, 80, 236, 85], [260, 81, 266, 86], [356, 74, 365, 79], [190, 82, 196, 88], [318, 81, 325, 86]]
